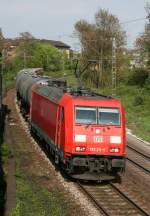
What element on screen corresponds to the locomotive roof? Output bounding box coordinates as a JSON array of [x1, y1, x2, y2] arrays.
[[37, 85, 64, 102], [17, 69, 113, 103], [70, 89, 112, 100], [36, 84, 112, 103]]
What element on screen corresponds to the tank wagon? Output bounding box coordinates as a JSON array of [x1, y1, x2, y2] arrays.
[[16, 68, 50, 115], [16, 69, 126, 181]]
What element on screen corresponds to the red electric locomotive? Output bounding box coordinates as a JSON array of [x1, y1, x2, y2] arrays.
[[16, 68, 126, 181], [30, 83, 126, 181]]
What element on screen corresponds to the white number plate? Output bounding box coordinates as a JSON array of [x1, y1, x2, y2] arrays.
[[88, 147, 106, 152]]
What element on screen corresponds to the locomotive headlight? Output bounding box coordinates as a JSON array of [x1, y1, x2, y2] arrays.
[[110, 136, 121, 144], [75, 134, 86, 142], [109, 147, 120, 153], [75, 146, 86, 152]]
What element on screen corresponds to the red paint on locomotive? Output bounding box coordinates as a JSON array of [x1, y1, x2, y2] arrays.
[[30, 84, 126, 180], [16, 69, 126, 181]]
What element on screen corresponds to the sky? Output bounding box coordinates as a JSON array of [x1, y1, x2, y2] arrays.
[[0, 0, 149, 49]]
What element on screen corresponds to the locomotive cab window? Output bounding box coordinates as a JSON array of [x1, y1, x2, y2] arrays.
[[75, 106, 97, 124], [98, 108, 120, 125]]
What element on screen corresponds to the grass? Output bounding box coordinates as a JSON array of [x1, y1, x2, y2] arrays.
[[4, 70, 16, 90], [0, 142, 12, 214], [0, 139, 6, 214], [10, 171, 69, 216], [3, 69, 79, 216], [4, 68, 150, 142], [117, 85, 150, 142], [0, 111, 7, 214], [91, 83, 150, 142], [9, 142, 71, 216], [7, 67, 149, 142], [1, 143, 13, 163], [8, 120, 74, 216], [45, 69, 78, 87], [3, 68, 149, 216]]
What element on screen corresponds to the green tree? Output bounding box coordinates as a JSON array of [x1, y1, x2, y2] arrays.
[[135, 4, 150, 89], [127, 68, 149, 87], [30, 43, 63, 71], [3, 40, 65, 89], [13, 41, 63, 72], [0, 28, 4, 58], [136, 3, 150, 67], [19, 32, 35, 40], [74, 9, 126, 88]]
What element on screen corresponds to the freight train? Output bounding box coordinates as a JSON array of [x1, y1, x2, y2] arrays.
[[16, 68, 126, 181]]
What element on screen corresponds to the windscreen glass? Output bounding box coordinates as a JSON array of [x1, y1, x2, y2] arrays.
[[98, 108, 120, 125], [75, 106, 97, 124]]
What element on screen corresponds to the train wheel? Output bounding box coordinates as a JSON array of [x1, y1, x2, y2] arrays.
[[30, 125, 35, 137], [55, 153, 59, 165]]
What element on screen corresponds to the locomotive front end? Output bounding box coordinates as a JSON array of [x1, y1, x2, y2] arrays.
[[66, 98, 126, 181]]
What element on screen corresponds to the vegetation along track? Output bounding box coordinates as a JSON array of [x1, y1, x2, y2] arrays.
[[7, 89, 150, 216], [77, 182, 150, 216], [126, 145, 150, 175]]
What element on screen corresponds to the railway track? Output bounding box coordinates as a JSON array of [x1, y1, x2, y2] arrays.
[[126, 145, 150, 175], [4, 89, 150, 216], [77, 182, 149, 216]]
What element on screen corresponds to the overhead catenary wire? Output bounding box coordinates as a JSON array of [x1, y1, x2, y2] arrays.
[[56, 16, 150, 50], [120, 16, 149, 25], [57, 16, 150, 40]]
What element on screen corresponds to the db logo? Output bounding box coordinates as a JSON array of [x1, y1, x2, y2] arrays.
[[93, 136, 103, 143]]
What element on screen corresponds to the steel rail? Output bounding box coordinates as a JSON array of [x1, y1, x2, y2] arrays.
[[77, 181, 149, 216], [127, 145, 150, 160], [126, 157, 150, 175], [77, 182, 110, 216], [110, 183, 149, 216]]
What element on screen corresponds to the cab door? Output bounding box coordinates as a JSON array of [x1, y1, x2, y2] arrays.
[[55, 106, 64, 150]]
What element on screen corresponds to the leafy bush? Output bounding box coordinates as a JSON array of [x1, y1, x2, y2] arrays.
[[4, 40, 72, 88], [127, 68, 149, 87], [14, 42, 63, 72], [133, 95, 144, 106], [144, 76, 150, 91]]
